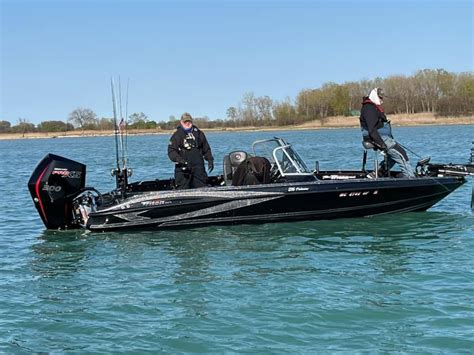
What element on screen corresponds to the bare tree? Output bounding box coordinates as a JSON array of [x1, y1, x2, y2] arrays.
[[68, 108, 97, 133], [129, 112, 148, 124], [16, 118, 35, 137], [226, 106, 238, 126], [273, 98, 297, 126], [255, 96, 274, 125], [97, 118, 115, 130], [299, 90, 314, 120], [241, 92, 257, 125], [128, 112, 149, 129]]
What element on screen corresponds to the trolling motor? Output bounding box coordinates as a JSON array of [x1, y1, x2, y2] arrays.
[[415, 157, 432, 176], [422, 141, 474, 208]]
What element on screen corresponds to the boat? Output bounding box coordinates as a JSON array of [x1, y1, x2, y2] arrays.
[[28, 136, 474, 231]]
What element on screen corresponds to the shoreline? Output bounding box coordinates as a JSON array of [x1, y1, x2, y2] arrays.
[[1, 113, 472, 140]]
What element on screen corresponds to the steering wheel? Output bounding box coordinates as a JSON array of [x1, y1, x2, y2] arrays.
[[281, 159, 293, 173], [270, 163, 282, 181], [73, 187, 104, 206]]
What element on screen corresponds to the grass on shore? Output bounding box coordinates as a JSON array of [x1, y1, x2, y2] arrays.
[[1, 113, 472, 140]]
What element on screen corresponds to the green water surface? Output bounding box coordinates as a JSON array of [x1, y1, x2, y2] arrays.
[[1, 126, 473, 352]]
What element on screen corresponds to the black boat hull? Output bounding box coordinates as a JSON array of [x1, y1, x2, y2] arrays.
[[29, 138, 474, 232], [86, 176, 466, 231]]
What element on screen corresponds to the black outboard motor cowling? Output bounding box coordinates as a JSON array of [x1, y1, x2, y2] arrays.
[[28, 154, 86, 229]]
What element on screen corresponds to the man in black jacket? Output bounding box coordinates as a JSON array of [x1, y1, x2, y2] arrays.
[[168, 112, 214, 189], [360, 88, 414, 177]]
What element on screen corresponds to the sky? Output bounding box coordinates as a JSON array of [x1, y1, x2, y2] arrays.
[[1, 0, 473, 124]]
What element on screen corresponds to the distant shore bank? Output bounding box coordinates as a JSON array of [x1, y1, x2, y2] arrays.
[[1, 113, 472, 141]]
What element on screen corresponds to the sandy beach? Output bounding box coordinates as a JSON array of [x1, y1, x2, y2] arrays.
[[1, 113, 472, 140]]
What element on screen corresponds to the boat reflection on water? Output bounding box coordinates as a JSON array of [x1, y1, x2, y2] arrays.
[[31, 230, 90, 279], [30, 209, 471, 282]]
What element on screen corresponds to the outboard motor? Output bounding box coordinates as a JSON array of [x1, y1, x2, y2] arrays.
[[28, 154, 86, 229]]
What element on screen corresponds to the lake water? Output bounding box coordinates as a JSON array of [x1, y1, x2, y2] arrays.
[[1, 125, 473, 352]]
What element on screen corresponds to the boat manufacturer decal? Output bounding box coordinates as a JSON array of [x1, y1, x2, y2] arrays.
[[288, 187, 309, 192], [141, 199, 171, 207], [52, 168, 82, 179]]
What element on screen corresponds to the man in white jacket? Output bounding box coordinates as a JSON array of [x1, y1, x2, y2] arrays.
[[360, 88, 415, 178]]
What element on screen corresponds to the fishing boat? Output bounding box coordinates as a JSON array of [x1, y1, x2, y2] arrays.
[[27, 80, 474, 231], [28, 136, 474, 231]]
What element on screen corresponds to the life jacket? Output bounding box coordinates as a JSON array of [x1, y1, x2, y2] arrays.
[[362, 97, 384, 113], [176, 126, 205, 167], [361, 98, 392, 137]]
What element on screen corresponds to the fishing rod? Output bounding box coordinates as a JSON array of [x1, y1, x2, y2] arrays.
[[124, 78, 130, 168], [110, 78, 120, 171], [118, 76, 126, 168], [387, 121, 426, 161], [397, 142, 424, 159], [110, 77, 131, 197]]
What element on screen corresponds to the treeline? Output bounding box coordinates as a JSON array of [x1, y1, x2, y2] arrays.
[[224, 69, 474, 127], [0, 110, 163, 135], [1, 68, 472, 134]]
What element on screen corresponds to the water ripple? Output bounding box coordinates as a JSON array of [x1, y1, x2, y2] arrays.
[[1, 127, 474, 352]]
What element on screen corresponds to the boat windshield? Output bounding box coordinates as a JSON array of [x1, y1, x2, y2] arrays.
[[252, 138, 311, 175]]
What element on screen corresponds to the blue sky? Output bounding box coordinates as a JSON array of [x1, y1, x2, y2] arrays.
[[1, 0, 473, 124]]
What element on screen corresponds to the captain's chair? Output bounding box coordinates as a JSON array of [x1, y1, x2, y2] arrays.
[[223, 151, 248, 185], [362, 137, 388, 178]]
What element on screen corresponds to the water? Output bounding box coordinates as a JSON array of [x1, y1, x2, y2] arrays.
[[1, 126, 473, 352]]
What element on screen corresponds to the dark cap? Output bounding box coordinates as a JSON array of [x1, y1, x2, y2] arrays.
[[377, 88, 386, 99], [181, 112, 193, 122]]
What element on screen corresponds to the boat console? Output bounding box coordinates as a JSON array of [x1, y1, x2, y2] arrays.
[[251, 138, 317, 183]]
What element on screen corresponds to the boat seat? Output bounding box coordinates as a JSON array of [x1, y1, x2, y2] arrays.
[[223, 151, 248, 185], [362, 140, 376, 150], [362, 137, 388, 177]]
